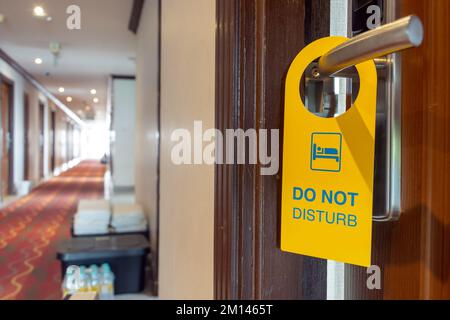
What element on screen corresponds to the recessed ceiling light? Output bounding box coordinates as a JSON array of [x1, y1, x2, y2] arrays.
[[33, 6, 46, 17], [93, 98, 99, 103], [34, 58, 43, 65], [86, 106, 91, 111], [58, 87, 65, 93], [66, 97, 73, 102], [90, 89, 97, 95]]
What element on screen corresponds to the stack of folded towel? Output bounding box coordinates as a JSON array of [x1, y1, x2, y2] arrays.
[[111, 203, 147, 233], [73, 199, 111, 236]]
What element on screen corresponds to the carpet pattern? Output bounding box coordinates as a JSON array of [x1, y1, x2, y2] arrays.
[[0, 160, 106, 300]]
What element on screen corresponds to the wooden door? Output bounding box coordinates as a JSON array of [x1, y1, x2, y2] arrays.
[[38, 102, 45, 179], [66, 122, 71, 163], [1, 76, 14, 196], [345, 0, 450, 300], [215, 0, 450, 300], [24, 94, 30, 180]]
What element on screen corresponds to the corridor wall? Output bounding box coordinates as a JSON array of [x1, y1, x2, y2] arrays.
[[135, 0, 216, 299], [110, 77, 136, 190], [135, 0, 159, 292], [0, 55, 82, 195]]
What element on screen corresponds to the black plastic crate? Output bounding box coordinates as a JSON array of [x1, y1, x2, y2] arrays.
[[57, 235, 150, 295]]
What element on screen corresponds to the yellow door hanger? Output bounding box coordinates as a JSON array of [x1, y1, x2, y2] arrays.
[[280, 37, 377, 267]]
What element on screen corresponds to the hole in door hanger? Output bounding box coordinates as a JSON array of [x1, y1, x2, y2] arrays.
[[300, 62, 360, 119]]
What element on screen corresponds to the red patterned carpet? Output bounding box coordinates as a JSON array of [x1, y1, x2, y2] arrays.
[[0, 160, 106, 300]]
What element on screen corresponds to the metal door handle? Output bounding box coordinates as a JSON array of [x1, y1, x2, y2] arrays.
[[302, 9, 424, 222], [316, 15, 424, 77]]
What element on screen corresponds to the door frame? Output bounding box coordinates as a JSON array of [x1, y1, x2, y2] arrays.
[[0, 74, 15, 196]]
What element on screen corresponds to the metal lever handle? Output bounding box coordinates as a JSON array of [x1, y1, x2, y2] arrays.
[[317, 15, 424, 77]]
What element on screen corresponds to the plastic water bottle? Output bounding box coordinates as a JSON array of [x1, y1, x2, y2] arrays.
[[88, 265, 101, 294], [99, 263, 115, 300], [62, 265, 81, 298], [79, 266, 89, 292]]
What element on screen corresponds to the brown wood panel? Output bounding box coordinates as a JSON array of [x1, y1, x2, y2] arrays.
[[345, 0, 450, 300], [305, 0, 330, 44], [24, 94, 30, 180], [129, 0, 145, 34], [38, 101, 45, 179], [215, 0, 235, 299], [1, 82, 10, 196], [1, 75, 14, 196], [215, 0, 327, 300]]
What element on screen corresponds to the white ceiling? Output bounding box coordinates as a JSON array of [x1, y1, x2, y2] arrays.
[[0, 0, 137, 121]]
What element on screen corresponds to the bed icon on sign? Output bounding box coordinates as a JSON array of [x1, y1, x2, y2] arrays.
[[310, 133, 342, 172]]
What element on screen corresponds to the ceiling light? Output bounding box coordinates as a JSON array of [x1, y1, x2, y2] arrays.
[[34, 58, 43, 65], [93, 98, 99, 103], [33, 6, 47, 17], [66, 97, 73, 102], [86, 106, 91, 111], [0, 14, 5, 24], [90, 89, 97, 95], [58, 87, 65, 93]]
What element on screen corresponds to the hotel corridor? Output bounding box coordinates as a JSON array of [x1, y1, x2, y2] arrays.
[[0, 161, 106, 300], [1, 0, 450, 306]]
